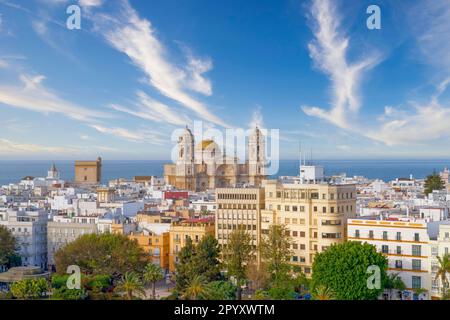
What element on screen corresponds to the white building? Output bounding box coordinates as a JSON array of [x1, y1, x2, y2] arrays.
[[347, 218, 450, 300], [430, 224, 450, 299], [0, 208, 48, 270]]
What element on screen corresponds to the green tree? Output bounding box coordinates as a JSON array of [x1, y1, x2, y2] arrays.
[[201, 281, 237, 300], [312, 285, 335, 300], [115, 272, 145, 300], [424, 172, 445, 195], [0, 225, 20, 269], [54, 233, 148, 277], [143, 263, 164, 299], [193, 235, 221, 282], [435, 254, 450, 297], [311, 241, 388, 300], [10, 278, 49, 300], [183, 275, 210, 300], [224, 229, 253, 300], [50, 274, 88, 300], [174, 235, 222, 293], [384, 273, 406, 300], [175, 237, 196, 292], [260, 225, 292, 282]]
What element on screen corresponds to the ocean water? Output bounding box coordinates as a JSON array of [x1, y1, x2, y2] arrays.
[[0, 159, 449, 186]]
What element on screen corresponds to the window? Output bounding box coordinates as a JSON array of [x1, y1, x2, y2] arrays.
[[313, 206, 317, 212], [292, 256, 298, 262], [414, 233, 420, 242], [293, 206, 298, 212], [381, 245, 389, 254], [355, 230, 360, 238], [293, 231, 298, 237], [330, 207, 335, 213], [369, 230, 374, 239], [383, 231, 388, 240], [412, 259, 421, 271], [396, 232, 401, 241], [322, 207, 327, 213], [395, 260, 402, 269], [300, 244, 306, 250], [412, 245, 422, 256], [285, 206, 290, 211], [300, 231, 305, 237], [412, 276, 421, 289], [292, 243, 298, 250], [396, 246, 402, 255]]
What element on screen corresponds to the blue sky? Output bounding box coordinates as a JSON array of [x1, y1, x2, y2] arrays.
[[0, 0, 449, 160]]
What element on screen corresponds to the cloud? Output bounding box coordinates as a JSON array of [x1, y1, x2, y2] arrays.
[[90, 124, 166, 145], [408, 0, 450, 72], [0, 138, 78, 155], [301, 0, 380, 129], [111, 91, 191, 126], [90, 0, 228, 127], [0, 73, 111, 122], [184, 50, 213, 96], [79, 0, 102, 7], [367, 79, 450, 146]]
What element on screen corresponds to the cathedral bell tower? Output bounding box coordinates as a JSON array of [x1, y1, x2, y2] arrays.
[[248, 126, 266, 185], [176, 126, 195, 190]]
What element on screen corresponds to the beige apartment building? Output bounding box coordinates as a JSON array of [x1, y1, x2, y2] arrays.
[[261, 180, 356, 275], [168, 217, 215, 272], [215, 187, 265, 260]]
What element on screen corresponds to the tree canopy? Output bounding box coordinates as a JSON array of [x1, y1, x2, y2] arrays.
[[0, 225, 20, 269], [54, 233, 148, 276], [223, 229, 253, 299], [260, 224, 292, 282], [174, 235, 221, 293], [424, 172, 445, 195], [311, 241, 388, 300]]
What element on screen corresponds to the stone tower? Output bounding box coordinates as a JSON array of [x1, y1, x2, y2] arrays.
[[248, 126, 265, 186], [176, 127, 195, 190]]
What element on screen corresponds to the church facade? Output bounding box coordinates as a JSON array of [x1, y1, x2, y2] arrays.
[[164, 127, 267, 191]]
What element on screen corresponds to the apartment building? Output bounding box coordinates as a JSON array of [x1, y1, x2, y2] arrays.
[[430, 224, 450, 299], [215, 187, 265, 259], [262, 179, 356, 276], [129, 231, 170, 270], [168, 217, 215, 272], [47, 217, 98, 271], [0, 209, 48, 270], [347, 218, 450, 300]]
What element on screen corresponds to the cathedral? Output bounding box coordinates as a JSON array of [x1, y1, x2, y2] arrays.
[[164, 126, 267, 191]]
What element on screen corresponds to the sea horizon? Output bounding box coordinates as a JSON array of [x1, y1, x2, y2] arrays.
[[1, 159, 449, 186]]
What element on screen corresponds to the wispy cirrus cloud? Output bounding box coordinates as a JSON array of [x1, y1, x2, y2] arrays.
[[0, 73, 111, 122], [89, 0, 228, 127], [301, 0, 450, 147], [111, 91, 191, 126], [301, 0, 380, 129], [367, 79, 450, 146], [90, 124, 166, 145]]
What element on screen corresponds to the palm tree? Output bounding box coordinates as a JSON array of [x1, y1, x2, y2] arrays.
[[115, 272, 145, 300], [143, 263, 164, 300], [435, 254, 450, 298], [413, 288, 427, 300], [312, 285, 334, 300], [183, 275, 209, 300], [385, 273, 406, 300]]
